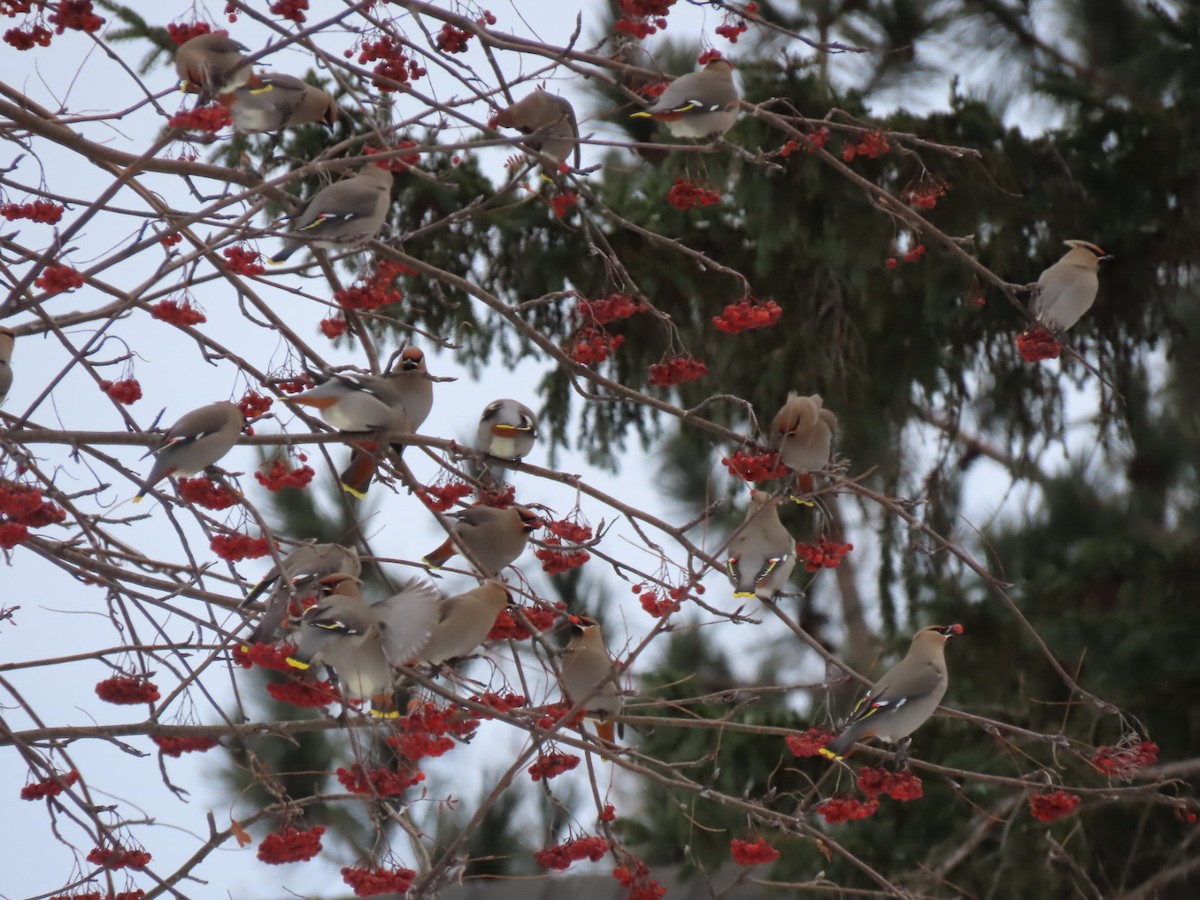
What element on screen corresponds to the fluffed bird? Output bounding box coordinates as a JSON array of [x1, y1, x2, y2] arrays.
[[770, 393, 837, 473], [224, 72, 337, 132], [286, 574, 441, 716], [286, 346, 434, 497], [820, 624, 963, 761], [0, 327, 13, 406], [134, 401, 244, 502], [560, 615, 622, 745], [629, 58, 739, 139], [269, 163, 394, 264], [422, 505, 543, 577], [476, 399, 537, 462], [494, 90, 580, 169], [416, 580, 510, 665], [174, 32, 253, 104], [1032, 240, 1112, 333], [726, 489, 797, 601], [242, 542, 361, 646]]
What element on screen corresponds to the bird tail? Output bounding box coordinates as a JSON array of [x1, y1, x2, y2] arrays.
[[595, 719, 616, 745], [269, 240, 302, 264], [422, 538, 456, 569], [339, 442, 380, 499], [819, 727, 862, 761]]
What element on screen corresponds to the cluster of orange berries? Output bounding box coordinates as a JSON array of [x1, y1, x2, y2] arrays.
[[417, 479, 473, 512], [885, 243, 927, 268], [150, 735, 220, 757], [233, 641, 296, 672], [34, 263, 84, 295], [177, 476, 240, 510], [817, 795, 880, 823], [50, 0, 103, 34], [150, 297, 207, 325], [336, 763, 425, 796], [366, 141, 422, 170], [357, 35, 426, 91], [785, 728, 835, 757], [712, 297, 783, 333], [796, 538, 853, 572], [210, 533, 272, 562], [478, 484, 515, 508], [256, 457, 315, 491], [581, 292, 645, 325], [266, 677, 338, 708], [614, 0, 673, 39], [1015, 327, 1063, 362], [471, 691, 528, 716], [902, 181, 949, 210], [319, 314, 347, 338], [614, 860, 667, 900], [1, 199, 64, 223], [729, 836, 779, 866], [1028, 790, 1080, 822], [666, 178, 721, 211], [164, 21, 211, 45], [100, 378, 142, 405], [340, 865, 416, 897], [841, 130, 890, 162], [1093, 739, 1158, 779], [647, 355, 707, 386], [856, 766, 923, 801], [256, 825, 324, 864], [95, 676, 160, 705], [86, 846, 151, 871], [268, 0, 307, 24], [4, 23, 52, 49], [537, 538, 592, 574], [20, 769, 79, 801], [168, 105, 233, 133], [534, 835, 610, 870], [334, 259, 409, 311], [715, 4, 755, 43], [550, 190, 579, 218], [486, 604, 560, 641], [1, 482, 66, 529], [567, 326, 624, 365], [722, 450, 790, 482], [533, 700, 586, 731], [160, 232, 182, 247], [527, 751, 581, 781], [435, 23, 472, 53], [237, 391, 273, 419], [222, 245, 266, 276], [779, 126, 831, 157]]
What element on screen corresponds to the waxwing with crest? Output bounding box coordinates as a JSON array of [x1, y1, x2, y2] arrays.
[[174, 32, 253, 104], [269, 163, 394, 263], [726, 489, 796, 602], [630, 57, 739, 139], [422, 505, 543, 578], [134, 402, 244, 502], [1032, 240, 1112, 333], [560, 614, 622, 745]]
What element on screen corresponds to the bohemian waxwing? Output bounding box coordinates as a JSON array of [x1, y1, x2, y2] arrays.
[[134, 401, 244, 502], [820, 624, 963, 760], [630, 58, 739, 139], [416, 580, 510, 665], [494, 90, 581, 169], [242, 542, 361, 646], [285, 574, 441, 716], [269, 163, 394, 263], [1032, 240, 1112, 333], [286, 346, 434, 497], [476, 399, 538, 462], [770, 393, 837, 473], [174, 32, 253, 104], [224, 73, 338, 132], [725, 489, 796, 601], [0, 327, 13, 406], [561, 615, 622, 745], [422, 504, 543, 578]]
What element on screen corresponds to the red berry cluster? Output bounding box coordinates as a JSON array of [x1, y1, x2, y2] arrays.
[[1029, 790, 1081, 823], [0, 481, 67, 528], [4, 24, 53, 50], [0, 521, 28, 548], [470, 691, 528, 717], [34, 263, 84, 295], [95, 676, 160, 705], [647, 355, 707, 386], [319, 315, 348, 338], [477, 484, 515, 508], [666, 178, 721, 211], [1174, 803, 1199, 825], [49, 0, 103, 33], [257, 825, 325, 864], [86, 846, 151, 870], [337, 763, 425, 796], [236, 391, 272, 419], [435, 23, 472, 53], [150, 297, 206, 325], [534, 835, 609, 870], [341, 865, 416, 897], [256, 458, 314, 491], [389, 701, 478, 761], [796, 538, 853, 572], [334, 261, 406, 312], [1, 200, 64, 223], [600, 803, 616, 821], [614, 860, 667, 900], [1015, 327, 1063, 362], [528, 751, 581, 782], [1093, 739, 1159, 779], [715, 5, 755, 43], [366, 141, 422, 170], [151, 735, 220, 757], [357, 35, 426, 92], [266, 677, 339, 708], [232, 642, 296, 672], [712, 298, 783, 333], [884, 243, 928, 268], [816, 795, 880, 823], [100, 378, 142, 405], [729, 836, 779, 866], [211, 534, 272, 562], [160, 232, 182, 247], [546, 518, 593, 542], [534, 700, 586, 731], [165, 22, 212, 45], [856, 766, 923, 801], [580, 293, 644, 325], [536, 537, 591, 574], [641, 81, 669, 99], [785, 728, 835, 757], [486, 604, 560, 641], [614, 0, 673, 39], [222, 245, 265, 276], [902, 180, 949, 210], [638, 588, 681, 618], [416, 479, 472, 512], [272, 373, 314, 395], [841, 130, 890, 162], [567, 326, 624, 365], [168, 105, 232, 133], [697, 49, 724, 65], [268, 0, 307, 24], [20, 770, 79, 801], [722, 450, 789, 482], [176, 476, 240, 510], [477, 10, 497, 26], [550, 190, 578, 218]]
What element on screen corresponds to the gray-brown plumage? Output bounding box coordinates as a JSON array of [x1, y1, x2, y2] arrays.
[[416, 581, 510, 665], [269, 164, 394, 263], [560, 615, 622, 744], [630, 58, 739, 138], [225, 73, 337, 132], [174, 33, 252, 104], [725, 490, 796, 601], [0, 327, 13, 406], [1032, 240, 1112, 333], [134, 401, 244, 501], [820, 624, 963, 760], [495, 90, 580, 169], [769, 393, 837, 473], [476, 398, 538, 462], [422, 505, 543, 577], [242, 543, 361, 646]]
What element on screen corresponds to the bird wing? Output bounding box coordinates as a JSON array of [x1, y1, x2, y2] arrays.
[[374, 579, 443, 666], [844, 663, 943, 727]]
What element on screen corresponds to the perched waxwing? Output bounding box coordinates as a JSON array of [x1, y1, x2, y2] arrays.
[[269, 163, 394, 263], [134, 401, 244, 502], [769, 393, 837, 473], [286, 574, 441, 716], [630, 58, 739, 139], [1032, 240, 1112, 333], [0, 327, 13, 406], [416, 580, 510, 665], [476, 399, 538, 461], [286, 346, 434, 497], [820, 624, 963, 761], [495, 90, 581, 169], [725, 489, 796, 601], [174, 33, 253, 104], [422, 504, 543, 577], [561, 615, 622, 745], [224, 73, 337, 132], [242, 542, 361, 646]]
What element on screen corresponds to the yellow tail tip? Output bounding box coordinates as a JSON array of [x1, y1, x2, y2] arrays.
[[339, 482, 368, 500], [420, 557, 440, 570], [369, 708, 400, 719], [732, 591, 756, 599], [629, 111, 652, 119], [285, 657, 310, 671], [132, 496, 145, 504], [818, 747, 842, 760]]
